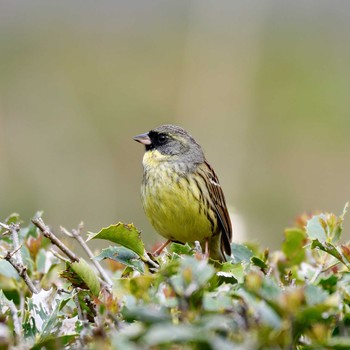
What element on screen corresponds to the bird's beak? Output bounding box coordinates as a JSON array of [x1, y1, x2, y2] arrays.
[[133, 132, 152, 145]]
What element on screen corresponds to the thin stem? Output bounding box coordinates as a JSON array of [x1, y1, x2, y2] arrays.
[[10, 223, 23, 266], [32, 218, 79, 263], [50, 248, 70, 262], [73, 292, 84, 320]]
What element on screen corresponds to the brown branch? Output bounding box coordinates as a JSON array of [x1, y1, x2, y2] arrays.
[[34, 218, 112, 292], [1, 221, 40, 295], [4, 252, 39, 294], [32, 217, 79, 263]]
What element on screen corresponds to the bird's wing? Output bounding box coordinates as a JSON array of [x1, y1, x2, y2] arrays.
[[200, 161, 232, 256]]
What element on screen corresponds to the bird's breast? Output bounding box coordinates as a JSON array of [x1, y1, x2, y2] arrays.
[[141, 158, 216, 243]]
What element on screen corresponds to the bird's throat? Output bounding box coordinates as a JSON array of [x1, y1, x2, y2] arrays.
[[142, 149, 171, 169]]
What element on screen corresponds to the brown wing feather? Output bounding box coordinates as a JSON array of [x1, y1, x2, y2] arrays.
[[199, 161, 232, 256]]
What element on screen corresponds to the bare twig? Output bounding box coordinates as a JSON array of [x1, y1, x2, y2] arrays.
[[73, 292, 84, 320], [0, 222, 10, 236], [7, 244, 22, 257], [61, 223, 113, 287], [50, 248, 70, 263], [9, 223, 24, 266], [0, 222, 9, 229], [32, 218, 79, 263], [0, 222, 39, 295], [4, 252, 39, 294]]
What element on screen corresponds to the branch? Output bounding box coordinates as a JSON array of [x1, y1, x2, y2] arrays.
[[50, 248, 69, 262], [73, 292, 84, 321], [0, 221, 39, 295], [32, 218, 79, 263], [9, 223, 24, 266], [4, 251, 39, 294]]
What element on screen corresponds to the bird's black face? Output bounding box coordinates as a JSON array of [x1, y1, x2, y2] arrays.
[[146, 131, 168, 150], [133, 124, 205, 163], [146, 130, 190, 156]]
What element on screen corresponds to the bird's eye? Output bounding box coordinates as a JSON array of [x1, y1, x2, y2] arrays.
[[157, 134, 167, 144]]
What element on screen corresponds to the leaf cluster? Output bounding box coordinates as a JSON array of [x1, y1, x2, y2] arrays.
[[1, 205, 350, 349]]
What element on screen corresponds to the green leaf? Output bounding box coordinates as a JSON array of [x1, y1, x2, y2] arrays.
[[36, 249, 47, 274], [181, 257, 215, 287], [304, 285, 328, 305], [169, 257, 215, 297], [58, 296, 72, 312], [251, 256, 268, 271], [318, 275, 338, 293], [87, 223, 145, 257], [218, 262, 244, 284], [333, 202, 348, 243], [39, 303, 61, 338], [0, 260, 19, 279], [228, 263, 245, 284], [31, 335, 77, 350], [230, 243, 253, 263], [311, 239, 350, 269], [257, 301, 282, 329], [0, 290, 12, 314], [70, 258, 100, 296], [168, 242, 192, 255], [143, 323, 205, 346], [4, 213, 20, 225], [260, 278, 281, 302], [122, 305, 171, 324], [203, 293, 232, 312], [282, 228, 307, 265], [21, 244, 34, 273], [94, 246, 145, 273], [296, 304, 332, 328], [26, 288, 57, 334], [306, 215, 327, 241], [240, 290, 281, 328]]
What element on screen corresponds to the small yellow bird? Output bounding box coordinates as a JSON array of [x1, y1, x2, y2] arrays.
[[134, 124, 232, 262]]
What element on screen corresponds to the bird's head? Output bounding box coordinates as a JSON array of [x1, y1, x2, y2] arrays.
[[133, 124, 205, 164]]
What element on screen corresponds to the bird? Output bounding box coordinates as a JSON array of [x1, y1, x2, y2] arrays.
[[133, 124, 232, 262]]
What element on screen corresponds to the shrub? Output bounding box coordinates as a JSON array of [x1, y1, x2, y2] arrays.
[[1, 204, 350, 349]]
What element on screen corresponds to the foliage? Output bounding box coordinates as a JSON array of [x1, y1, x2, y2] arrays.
[[1, 204, 350, 349]]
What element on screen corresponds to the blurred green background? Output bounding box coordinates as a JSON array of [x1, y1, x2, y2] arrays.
[[1, 1, 350, 250]]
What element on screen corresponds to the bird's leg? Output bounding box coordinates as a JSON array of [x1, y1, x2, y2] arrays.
[[151, 239, 171, 256]]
